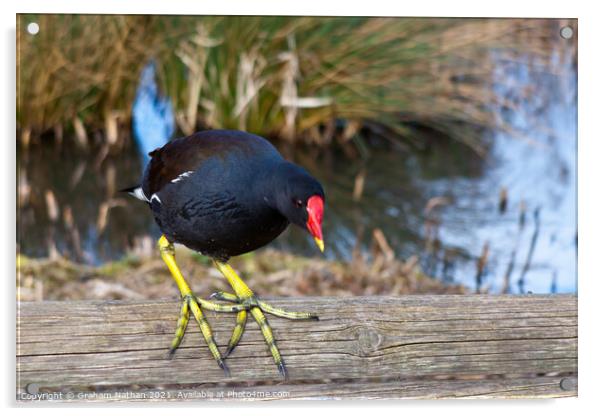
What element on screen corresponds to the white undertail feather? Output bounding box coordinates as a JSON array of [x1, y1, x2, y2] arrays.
[[128, 187, 149, 202]]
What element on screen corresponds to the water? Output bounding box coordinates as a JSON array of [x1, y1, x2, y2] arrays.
[[131, 61, 175, 165], [17, 38, 577, 294]]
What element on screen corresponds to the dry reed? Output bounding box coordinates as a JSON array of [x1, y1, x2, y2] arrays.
[[17, 15, 575, 152]]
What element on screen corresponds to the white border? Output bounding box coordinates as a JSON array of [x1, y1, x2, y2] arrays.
[[4, 0, 601, 414], [8, 0, 586, 17]]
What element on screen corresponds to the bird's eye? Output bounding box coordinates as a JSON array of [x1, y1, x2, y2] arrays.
[[293, 198, 303, 208]]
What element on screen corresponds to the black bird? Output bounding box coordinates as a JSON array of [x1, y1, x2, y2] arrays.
[[124, 129, 325, 378]]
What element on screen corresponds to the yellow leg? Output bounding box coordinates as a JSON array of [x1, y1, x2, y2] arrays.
[[212, 261, 318, 379], [158, 236, 235, 376]]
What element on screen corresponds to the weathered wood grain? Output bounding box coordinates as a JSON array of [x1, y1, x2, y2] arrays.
[[16, 295, 577, 401]]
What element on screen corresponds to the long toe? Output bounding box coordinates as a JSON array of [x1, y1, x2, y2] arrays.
[[224, 309, 248, 358], [209, 291, 240, 303], [167, 298, 191, 358], [182, 294, 231, 376], [248, 306, 289, 379], [256, 298, 319, 321]]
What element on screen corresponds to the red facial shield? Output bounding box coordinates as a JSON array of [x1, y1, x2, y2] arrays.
[[306, 195, 324, 252]]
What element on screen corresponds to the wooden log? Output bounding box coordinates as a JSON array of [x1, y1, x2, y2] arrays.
[[16, 295, 577, 401]]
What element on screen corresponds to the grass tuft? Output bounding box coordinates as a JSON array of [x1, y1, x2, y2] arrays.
[[17, 16, 575, 152]]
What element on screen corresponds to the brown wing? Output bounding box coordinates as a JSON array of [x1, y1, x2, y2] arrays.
[[142, 130, 279, 196]]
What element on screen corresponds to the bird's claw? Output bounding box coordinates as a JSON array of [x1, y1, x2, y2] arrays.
[[168, 293, 231, 377], [205, 290, 318, 379], [277, 361, 289, 381]]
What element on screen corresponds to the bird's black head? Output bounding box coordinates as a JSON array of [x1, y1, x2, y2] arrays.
[[271, 162, 325, 252]]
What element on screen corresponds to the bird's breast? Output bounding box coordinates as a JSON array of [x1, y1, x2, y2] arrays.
[[155, 185, 288, 259]]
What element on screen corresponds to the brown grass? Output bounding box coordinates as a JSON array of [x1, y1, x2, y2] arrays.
[[17, 245, 466, 302], [17, 15, 575, 152]]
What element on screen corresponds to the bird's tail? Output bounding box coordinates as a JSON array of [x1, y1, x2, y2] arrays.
[[120, 185, 149, 202]]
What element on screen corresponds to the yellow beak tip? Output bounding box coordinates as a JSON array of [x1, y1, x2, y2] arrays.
[[314, 238, 325, 253]]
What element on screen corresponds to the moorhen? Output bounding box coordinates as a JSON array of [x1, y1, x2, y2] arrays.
[[124, 129, 325, 378]]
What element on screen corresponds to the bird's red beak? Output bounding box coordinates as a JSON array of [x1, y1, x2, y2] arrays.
[[306, 195, 324, 252]]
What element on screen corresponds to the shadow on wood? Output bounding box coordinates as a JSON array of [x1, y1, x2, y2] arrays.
[[16, 295, 577, 401]]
